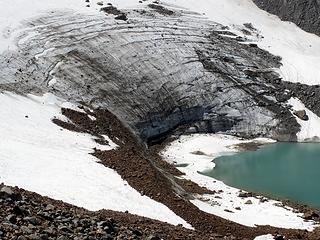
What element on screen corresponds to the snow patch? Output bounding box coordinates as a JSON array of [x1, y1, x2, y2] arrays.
[[254, 234, 274, 240], [0, 92, 191, 228]]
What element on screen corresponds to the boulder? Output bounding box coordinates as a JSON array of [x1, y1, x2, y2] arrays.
[[0, 186, 14, 198], [238, 191, 253, 198], [304, 210, 319, 220], [294, 110, 309, 121]]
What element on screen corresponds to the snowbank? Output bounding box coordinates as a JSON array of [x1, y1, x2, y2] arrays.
[[162, 134, 316, 230], [0, 92, 191, 228], [164, 0, 320, 85]]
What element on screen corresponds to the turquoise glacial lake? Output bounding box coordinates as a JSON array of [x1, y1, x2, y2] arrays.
[[202, 143, 320, 208]]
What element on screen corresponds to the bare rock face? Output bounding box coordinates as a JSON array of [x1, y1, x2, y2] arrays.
[[0, 4, 300, 143], [253, 0, 320, 36]]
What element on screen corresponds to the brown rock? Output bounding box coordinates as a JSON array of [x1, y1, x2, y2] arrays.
[[293, 110, 309, 121]]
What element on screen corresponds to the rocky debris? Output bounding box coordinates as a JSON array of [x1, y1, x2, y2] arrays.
[[100, 5, 128, 21], [304, 210, 320, 220], [238, 192, 253, 198], [0, 184, 220, 240], [293, 110, 309, 121], [148, 4, 175, 15], [244, 200, 253, 205], [253, 0, 320, 36], [115, 14, 128, 21], [100, 6, 122, 15], [243, 23, 257, 31]]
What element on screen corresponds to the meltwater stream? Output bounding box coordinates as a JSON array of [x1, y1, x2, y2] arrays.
[[202, 143, 320, 208]]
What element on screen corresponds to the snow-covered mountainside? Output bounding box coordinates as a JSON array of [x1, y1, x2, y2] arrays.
[[1, 0, 320, 239]]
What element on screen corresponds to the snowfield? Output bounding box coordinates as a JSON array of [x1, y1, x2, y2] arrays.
[[162, 134, 317, 230], [164, 0, 320, 85], [0, 92, 191, 228]]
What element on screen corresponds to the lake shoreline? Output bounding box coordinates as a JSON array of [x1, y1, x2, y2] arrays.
[[162, 133, 320, 230]]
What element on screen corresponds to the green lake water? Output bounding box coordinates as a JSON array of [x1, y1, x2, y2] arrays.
[[202, 143, 320, 208]]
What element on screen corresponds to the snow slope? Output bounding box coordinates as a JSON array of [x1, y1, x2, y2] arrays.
[[0, 92, 191, 228], [288, 98, 320, 142], [163, 0, 320, 85], [162, 134, 316, 230]]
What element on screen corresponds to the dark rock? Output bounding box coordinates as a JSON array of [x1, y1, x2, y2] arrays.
[[238, 192, 253, 198], [24, 216, 41, 226], [148, 4, 174, 15], [244, 200, 253, 205], [13, 205, 25, 215], [6, 214, 16, 224], [114, 14, 128, 21], [100, 6, 122, 15], [132, 229, 143, 236], [293, 110, 309, 121], [0, 186, 14, 199], [274, 235, 285, 240], [304, 210, 319, 220], [224, 209, 234, 213]]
